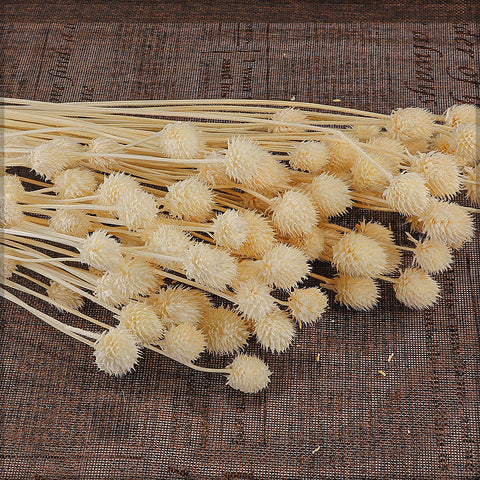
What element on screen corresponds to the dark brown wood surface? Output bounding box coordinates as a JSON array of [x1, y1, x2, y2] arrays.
[[1, 2, 479, 479]]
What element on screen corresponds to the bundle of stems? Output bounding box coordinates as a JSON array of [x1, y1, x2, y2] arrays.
[[1, 98, 478, 393]]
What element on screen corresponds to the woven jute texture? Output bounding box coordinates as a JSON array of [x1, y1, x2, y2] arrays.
[[1, 3, 479, 479]]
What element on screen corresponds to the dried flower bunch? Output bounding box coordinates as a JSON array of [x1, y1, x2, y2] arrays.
[[1, 98, 478, 393]]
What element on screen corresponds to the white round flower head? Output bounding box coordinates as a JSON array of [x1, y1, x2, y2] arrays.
[[96, 172, 141, 206], [0, 197, 23, 228], [95, 273, 129, 307], [109, 256, 158, 299], [351, 124, 382, 141], [417, 200, 474, 249], [332, 232, 388, 278], [409, 152, 461, 199], [148, 286, 211, 327], [49, 209, 91, 237], [30, 137, 82, 180], [79, 229, 123, 271], [412, 238, 453, 274], [182, 242, 238, 290], [444, 104, 480, 127], [231, 260, 264, 289], [383, 172, 430, 216], [333, 275, 380, 310], [463, 165, 479, 204], [156, 122, 204, 159], [241, 154, 291, 196], [393, 268, 440, 309], [46, 281, 84, 312], [163, 176, 215, 222], [141, 222, 192, 269], [309, 173, 353, 217], [452, 123, 479, 167], [288, 226, 326, 260], [368, 135, 405, 157], [226, 354, 271, 393], [89, 137, 122, 170], [287, 287, 328, 325], [233, 210, 276, 259], [433, 133, 455, 154], [212, 209, 250, 250], [200, 306, 250, 354], [351, 152, 399, 194], [403, 137, 433, 155], [117, 301, 165, 345], [260, 244, 310, 290], [224, 136, 264, 183], [54, 168, 99, 199], [254, 308, 296, 353], [3, 175, 24, 202], [1, 257, 17, 280], [269, 107, 307, 133], [234, 279, 276, 321], [198, 152, 231, 186], [115, 188, 158, 230], [288, 141, 331, 173], [388, 107, 435, 141], [325, 133, 358, 173], [161, 323, 206, 364], [94, 328, 141, 376]]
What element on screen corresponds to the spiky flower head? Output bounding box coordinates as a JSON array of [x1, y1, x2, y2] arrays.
[[96, 172, 141, 206], [198, 151, 231, 186], [234, 279, 276, 321], [115, 188, 158, 231], [351, 152, 399, 194], [163, 176, 215, 222], [288, 141, 331, 173], [368, 135, 405, 156], [269, 107, 307, 133], [79, 229, 123, 271], [226, 354, 271, 393], [161, 323, 206, 364], [403, 137, 432, 155], [260, 244, 310, 290], [254, 308, 296, 353], [333, 275, 380, 310], [409, 152, 461, 199], [49, 209, 91, 237], [3, 175, 24, 202], [148, 286, 211, 327], [270, 189, 318, 237], [156, 122, 204, 159], [463, 165, 479, 204], [388, 107, 435, 141], [433, 133, 455, 154], [1, 197, 23, 228], [212, 209, 250, 250], [231, 260, 264, 288], [231, 210, 276, 259], [94, 328, 140, 376], [117, 301, 165, 345], [89, 137, 122, 170], [351, 124, 382, 141], [241, 154, 291, 196], [54, 168, 99, 199], [288, 226, 326, 260], [332, 232, 387, 278], [393, 268, 440, 309], [1, 257, 16, 280], [200, 306, 250, 354], [452, 123, 479, 167], [309, 173, 353, 217], [444, 104, 480, 127], [412, 238, 453, 274], [383, 172, 430, 216], [30, 137, 83, 180], [182, 242, 238, 290], [325, 133, 358, 174], [287, 287, 328, 325], [224, 136, 264, 183], [418, 200, 474, 249], [355, 219, 394, 244], [46, 281, 84, 312], [140, 222, 192, 269]]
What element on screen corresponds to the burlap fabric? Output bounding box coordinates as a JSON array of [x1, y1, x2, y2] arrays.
[[1, 2, 479, 479]]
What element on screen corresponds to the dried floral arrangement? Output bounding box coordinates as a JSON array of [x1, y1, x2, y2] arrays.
[[1, 98, 478, 393]]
